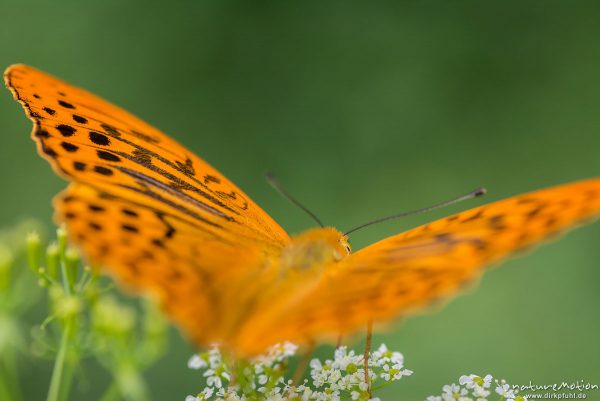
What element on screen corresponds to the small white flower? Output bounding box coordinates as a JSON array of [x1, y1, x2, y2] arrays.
[[188, 355, 208, 370], [426, 397, 442, 401], [472, 386, 490, 396], [310, 358, 323, 371], [333, 346, 364, 372], [199, 387, 214, 400], [495, 383, 516, 400], [460, 374, 493, 390], [442, 383, 469, 401], [187, 342, 414, 401], [481, 375, 492, 388], [460, 375, 475, 388], [204, 370, 224, 389]]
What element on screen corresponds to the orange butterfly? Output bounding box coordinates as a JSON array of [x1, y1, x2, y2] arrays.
[[5, 64, 600, 356]]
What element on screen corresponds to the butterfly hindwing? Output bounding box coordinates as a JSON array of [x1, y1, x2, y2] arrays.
[[55, 183, 277, 346]]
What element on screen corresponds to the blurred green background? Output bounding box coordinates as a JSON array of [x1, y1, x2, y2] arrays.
[[1, 1, 600, 400]]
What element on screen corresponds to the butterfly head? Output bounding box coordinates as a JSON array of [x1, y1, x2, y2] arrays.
[[281, 227, 351, 271]]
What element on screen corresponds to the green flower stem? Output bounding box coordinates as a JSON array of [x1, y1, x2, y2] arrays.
[[0, 366, 13, 401], [371, 380, 394, 391], [0, 352, 23, 401], [46, 316, 76, 401]]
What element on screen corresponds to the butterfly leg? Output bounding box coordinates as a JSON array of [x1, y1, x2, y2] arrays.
[[363, 320, 373, 397], [292, 341, 315, 385]]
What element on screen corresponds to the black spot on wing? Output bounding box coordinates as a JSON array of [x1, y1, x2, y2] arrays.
[[156, 212, 176, 239], [97, 150, 121, 162], [122, 208, 139, 217], [131, 149, 152, 165], [57, 124, 76, 137], [545, 217, 558, 228], [89, 131, 110, 146], [42, 144, 58, 157], [43, 107, 56, 116], [73, 161, 86, 171], [462, 209, 484, 223], [176, 158, 196, 176], [471, 238, 489, 251], [72, 115, 88, 124], [100, 123, 121, 137], [94, 166, 113, 176], [130, 130, 159, 144], [88, 222, 102, 231], [527, 205, 545, 218], [35, 129, 50, 138], [60, 142, 79, 153], [488, 215, 507, 231], [435, 233, 452, 242], [58, 100, 75, 109], [203, 175, 222, 185], [98, 244, 110, 255], [121, 224, 139, 233], [88, 204, 105, 212]]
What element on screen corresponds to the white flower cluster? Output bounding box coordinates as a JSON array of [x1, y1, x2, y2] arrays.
[[185, 343, 412, 401], [425, 374, 527, 401]]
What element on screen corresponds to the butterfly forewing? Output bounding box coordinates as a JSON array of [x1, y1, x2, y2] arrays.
[[4, 64, 289, 251]]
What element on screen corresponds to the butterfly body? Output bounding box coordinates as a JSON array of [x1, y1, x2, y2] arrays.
[[280, 228, 350, 272], [5, 64, 600, 357]]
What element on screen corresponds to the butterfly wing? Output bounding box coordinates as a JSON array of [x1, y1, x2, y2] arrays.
[[233, 178, 600, 354], [5, 64, 289, 346], [5, 64, 289, 250]]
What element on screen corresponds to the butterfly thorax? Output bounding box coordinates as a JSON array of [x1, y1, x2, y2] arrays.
[[280, 227, 351, 271]]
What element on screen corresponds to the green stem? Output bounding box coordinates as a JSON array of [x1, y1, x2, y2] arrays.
[[46, 317, 75, 401], [371, 380, 394, 391], [58, 348, 76, 401], [9, 352, 24, 401], [0, 368, 12, 401], [0, 354, 22, 401]]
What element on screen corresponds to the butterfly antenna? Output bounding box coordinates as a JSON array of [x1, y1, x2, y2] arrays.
[[344, 187, 487, 236], [265, 171, 325, 228]]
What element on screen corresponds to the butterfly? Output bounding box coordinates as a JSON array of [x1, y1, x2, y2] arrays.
[[5, 64, 600, 357]]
